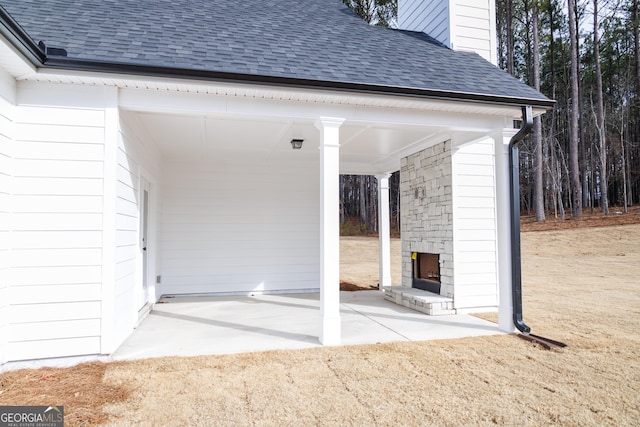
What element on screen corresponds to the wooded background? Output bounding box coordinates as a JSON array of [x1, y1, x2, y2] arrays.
[[341, 0, 639, 232]]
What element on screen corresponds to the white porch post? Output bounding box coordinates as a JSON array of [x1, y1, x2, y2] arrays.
[[494, 129, 517, 333], [376, 173, 393, 288], [316, 117, 345, 345], [101, 87, 119, 353]]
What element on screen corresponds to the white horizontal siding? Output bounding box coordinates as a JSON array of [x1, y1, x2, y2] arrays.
[[105, 111, 162, 351], [12, 213, 102, 230], [13, 106, 104, 127], [18, 123, 104, 144], [12, 195, 103, 213], [0, 72, 14, 365], [11, 231, 102, 249], [454, 294, 497, 309], [13, 159, 103, 178], [452, 138, 499, 309], [11, 248, 102, 267], [10, 319, 101, 342], [161, 154, 320, 295], [7, 98, 106, 362], [8, 337, 101, 362], [455, 272, 497, 286], [13, 141, 104, 161], [10, 301, 101, 324], [113, 117, 140, 349], [115, 259, 135, 281], [13, 177, 103, 195], [452, 0, 495, 62], [10, 283, 102, 304]]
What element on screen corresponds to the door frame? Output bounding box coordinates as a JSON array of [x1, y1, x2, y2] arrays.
[[137, 170, 157, 317]]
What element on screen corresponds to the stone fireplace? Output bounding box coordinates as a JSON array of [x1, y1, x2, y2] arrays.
[[389, 136, 501, 315], [400, 140, 454, 299]]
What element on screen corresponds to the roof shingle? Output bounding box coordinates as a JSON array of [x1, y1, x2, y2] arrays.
[[0, 0, 551, 105]]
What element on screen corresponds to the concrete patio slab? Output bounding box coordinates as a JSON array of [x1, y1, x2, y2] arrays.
[[112, 291, 503, 361]]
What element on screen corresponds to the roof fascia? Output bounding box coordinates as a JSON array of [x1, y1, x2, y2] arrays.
[[0, 6, 45, 64], [42, 57, 556, 110]]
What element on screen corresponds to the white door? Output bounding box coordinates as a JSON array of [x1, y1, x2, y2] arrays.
[[139, 177, 151, 311]]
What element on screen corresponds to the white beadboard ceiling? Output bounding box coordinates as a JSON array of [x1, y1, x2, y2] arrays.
[[128, 110, 446, 174]]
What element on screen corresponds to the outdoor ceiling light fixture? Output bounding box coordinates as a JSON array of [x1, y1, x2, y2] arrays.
[[290, 138, 304, 150]]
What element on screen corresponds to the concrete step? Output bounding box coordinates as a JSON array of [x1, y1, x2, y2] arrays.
[[383, 286, 455, 316]]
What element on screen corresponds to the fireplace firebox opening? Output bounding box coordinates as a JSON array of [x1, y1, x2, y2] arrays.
[[412, 252, 441, 294]]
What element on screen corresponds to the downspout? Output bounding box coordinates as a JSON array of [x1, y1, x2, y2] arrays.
[[509, 105, 533, 334], [508, 107, 567, 350]]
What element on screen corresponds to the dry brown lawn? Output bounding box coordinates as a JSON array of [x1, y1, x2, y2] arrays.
[[1, 216, 639, 426]]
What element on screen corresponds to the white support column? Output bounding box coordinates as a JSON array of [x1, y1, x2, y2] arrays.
[[376, 173, 393, 289], [101, 87, 119, 353], [316, 117, 345, 345], [494, 129, 517, 333]]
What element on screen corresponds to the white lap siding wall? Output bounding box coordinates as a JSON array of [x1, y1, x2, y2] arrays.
[[6, 82, 107, 362], [0, 69, 15, 364], [451, 138, 499, 310], [112, 112, 162, 347], [161, 153, 320, 295]]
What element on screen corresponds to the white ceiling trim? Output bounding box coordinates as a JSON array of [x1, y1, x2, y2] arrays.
[[0, 35, 37, 79]]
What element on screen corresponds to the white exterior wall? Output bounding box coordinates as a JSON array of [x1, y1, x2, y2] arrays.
[[398, 0, 497, 65], [0, 68, 15, 365], [6, 82, 106, 361], [452, 137, 499, 310], [161, 154, 320, 295], [107, 111, 163, 349], [399, 0, 451, 47], [452, 0, 496, 64]]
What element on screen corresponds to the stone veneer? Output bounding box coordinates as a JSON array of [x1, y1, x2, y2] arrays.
[[400, 140, 454, 298]]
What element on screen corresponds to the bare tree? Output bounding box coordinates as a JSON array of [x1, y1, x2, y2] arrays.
[[635, 0, 640, 105], [532, 1, 545, 221], [507, 0, 516, 75], [593, 0, 609, 214], [568, 0, 583, 217], [359, 176, 367, 227], [342, 0, 397, 27], [629, 0, 638, 207]]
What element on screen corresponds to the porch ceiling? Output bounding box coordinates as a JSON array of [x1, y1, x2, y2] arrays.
[[129, 110, 456, 175]]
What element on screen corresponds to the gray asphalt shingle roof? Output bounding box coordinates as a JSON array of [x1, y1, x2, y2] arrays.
[[0, 0, 551, 106]]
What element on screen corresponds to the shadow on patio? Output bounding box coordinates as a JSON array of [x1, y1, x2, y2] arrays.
[[112, 291, 503, 361]]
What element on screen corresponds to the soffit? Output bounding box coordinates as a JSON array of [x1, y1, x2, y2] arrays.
[[22, 69, 540, 118]]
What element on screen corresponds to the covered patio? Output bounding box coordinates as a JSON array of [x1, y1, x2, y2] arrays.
[[117, 88, 515, 347], [112, 291, 502, 360]]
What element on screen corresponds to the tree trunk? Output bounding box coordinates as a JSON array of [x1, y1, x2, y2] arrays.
[[593, 0, 609, 214], [358, 176, 367, 227], [635, 0, 640, 106], [506, 0, 515, 75], [567, 0, 583, 217], [634, 0, 639, 205], [532, 2, 545, 221], [368, 176, 377, 232]]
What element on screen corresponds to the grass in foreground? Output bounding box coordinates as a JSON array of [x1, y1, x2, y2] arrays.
[[1, 223, 639, 426]]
